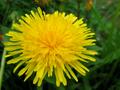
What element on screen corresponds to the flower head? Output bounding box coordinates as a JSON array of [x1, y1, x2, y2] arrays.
[[34, 0, 51, 6], [86, 0, 93, 11], [0, 34, 2, 41], [5, 7, 97, 86]]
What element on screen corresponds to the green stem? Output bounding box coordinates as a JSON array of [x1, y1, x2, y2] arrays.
[[0, 50, 6, 90]]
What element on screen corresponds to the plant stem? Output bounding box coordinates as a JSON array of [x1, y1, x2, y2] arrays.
[[0, 50, 6, 90]]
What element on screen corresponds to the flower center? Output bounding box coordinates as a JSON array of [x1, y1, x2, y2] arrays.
[[42, 31, 63, 51]]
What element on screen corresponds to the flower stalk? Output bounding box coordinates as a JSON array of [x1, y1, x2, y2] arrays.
[[0, 50, 6, 90]]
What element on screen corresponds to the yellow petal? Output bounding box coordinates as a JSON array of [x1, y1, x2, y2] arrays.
[[13, 61, 26, 73], [18, 66, 28, 76], [66, 65, 78, 82], [70, 62, 86, 76], [79, 53, 96, 62], [33, 75, 39, 84]]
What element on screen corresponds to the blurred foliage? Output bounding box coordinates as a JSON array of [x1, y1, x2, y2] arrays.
[[34, 0, 51, 7], [0, 0, 120, 90]]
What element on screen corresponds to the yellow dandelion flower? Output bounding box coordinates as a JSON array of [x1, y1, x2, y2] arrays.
[[4, 7, 97, 86]]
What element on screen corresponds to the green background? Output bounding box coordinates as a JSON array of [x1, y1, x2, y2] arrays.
[[0, 0, 120, 90]]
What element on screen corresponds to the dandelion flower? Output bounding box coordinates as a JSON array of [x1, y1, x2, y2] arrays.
[[5, 7, 97, 86]]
